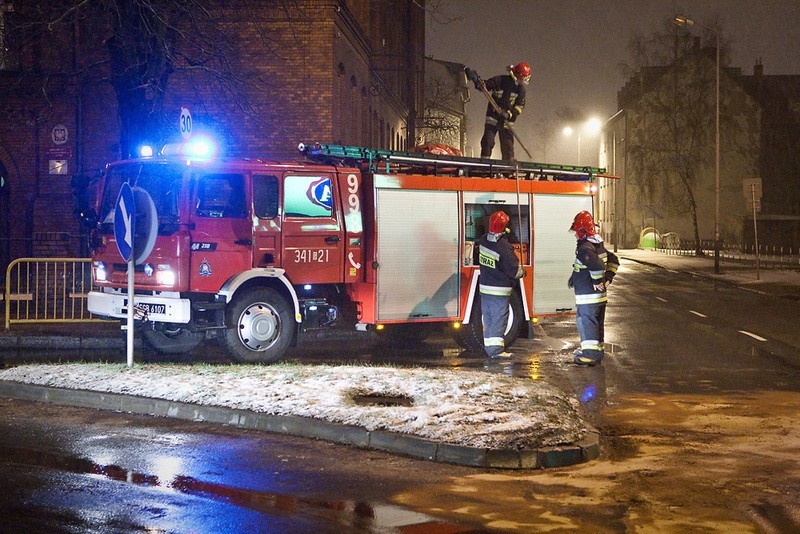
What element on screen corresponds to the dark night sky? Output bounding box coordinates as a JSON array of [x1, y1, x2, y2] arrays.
[[425, 0, 800, 164]]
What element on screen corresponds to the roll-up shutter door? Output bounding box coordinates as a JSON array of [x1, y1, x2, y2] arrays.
[[533, 195, 593, 314], [376, 189, 460, 321]]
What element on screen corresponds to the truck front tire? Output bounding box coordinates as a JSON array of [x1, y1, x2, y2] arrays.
[[223, 287, 294, 364], [142, 326, 204, 355]]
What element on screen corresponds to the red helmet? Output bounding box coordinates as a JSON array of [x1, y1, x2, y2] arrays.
[[489, 211, 510, 234], [570, 210, 596, 238], [511, 62, 531, 83]]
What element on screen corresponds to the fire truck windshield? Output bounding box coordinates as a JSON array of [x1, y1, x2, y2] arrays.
[[99, 162, 183, 231]]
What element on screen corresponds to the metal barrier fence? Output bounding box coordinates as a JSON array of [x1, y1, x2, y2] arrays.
[[658, 241, 800, 270], [3, 258, 102, 329]]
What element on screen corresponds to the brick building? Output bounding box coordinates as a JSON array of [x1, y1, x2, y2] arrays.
[[0, 0, 425, 276]]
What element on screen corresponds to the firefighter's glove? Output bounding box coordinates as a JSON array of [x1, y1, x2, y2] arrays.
[[465, 67, 481, 89], [567, 274, 574, 289], [593, 282, 607, 292], [503, 110, 513, 120]]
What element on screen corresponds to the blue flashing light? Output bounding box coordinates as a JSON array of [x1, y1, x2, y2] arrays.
[[139, 145, 154, 158], [159, 136, 218, 159], [184, 137, 216, 159], [303, 284, 312, 290]]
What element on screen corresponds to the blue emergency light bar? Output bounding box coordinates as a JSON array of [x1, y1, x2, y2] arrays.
[[160, 137, 217, 159]]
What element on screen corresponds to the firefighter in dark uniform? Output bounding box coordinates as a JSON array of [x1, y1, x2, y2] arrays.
[[475, 62, 531, 161], [477, 211, 525, 358], [568, 211, 619, 366]]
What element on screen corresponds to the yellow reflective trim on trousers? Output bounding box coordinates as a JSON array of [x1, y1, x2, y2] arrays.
[[484, 337, 504, 347], [575, 293, 607, 304], [480, 284, 513, 296], [580, 340, 603, 350]]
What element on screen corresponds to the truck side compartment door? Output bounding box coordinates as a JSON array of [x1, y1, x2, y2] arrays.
[[280, 173, 344, 284]]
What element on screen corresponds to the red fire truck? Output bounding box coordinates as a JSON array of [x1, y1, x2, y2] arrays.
[[86, 141, 608, 362]]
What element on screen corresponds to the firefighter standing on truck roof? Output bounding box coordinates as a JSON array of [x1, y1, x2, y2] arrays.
[[567, 211, 619, 366], [477, 210, 525, 358], [470, 62, 530, 161]]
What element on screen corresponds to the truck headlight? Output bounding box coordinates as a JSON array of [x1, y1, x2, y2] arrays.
[[94, 262, 107, 282], [156, 268, 175, 286]]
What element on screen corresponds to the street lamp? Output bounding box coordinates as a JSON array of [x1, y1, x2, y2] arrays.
[[674, 15, 721, 273], [563, 117, 601, 166]]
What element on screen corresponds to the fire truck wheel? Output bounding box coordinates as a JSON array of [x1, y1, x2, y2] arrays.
[[453, 291, 524, 353], [142, 326, 204, 355], [223, 287, 294, 363]]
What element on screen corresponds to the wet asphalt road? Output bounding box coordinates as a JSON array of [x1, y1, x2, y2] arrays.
[[2, 258, 800, 532]]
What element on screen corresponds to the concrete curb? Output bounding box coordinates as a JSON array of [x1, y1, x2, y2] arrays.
[[0, 333, 130, 351], [0, 380, 599, 470]]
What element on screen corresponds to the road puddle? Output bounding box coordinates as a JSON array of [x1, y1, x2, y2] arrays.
[[0, 445, 467, 532]]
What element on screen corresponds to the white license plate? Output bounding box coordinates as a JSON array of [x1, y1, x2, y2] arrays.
[[131, 302, 166, 315]]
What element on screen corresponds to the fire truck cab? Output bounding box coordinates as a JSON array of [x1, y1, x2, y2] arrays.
[[87, 142, 607, 363]]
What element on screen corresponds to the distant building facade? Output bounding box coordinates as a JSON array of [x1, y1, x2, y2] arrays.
[[738, 64, 800, 248], [0, 0, 425, 274], [600, 41, 768, 250]]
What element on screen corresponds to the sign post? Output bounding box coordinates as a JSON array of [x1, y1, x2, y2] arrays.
[[743, 178, 762, 280], [115, 182, 136, 367]]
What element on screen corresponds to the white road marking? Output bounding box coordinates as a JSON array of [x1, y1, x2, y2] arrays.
[[689, 310, 707, 318], [739, 330, 767, 342]]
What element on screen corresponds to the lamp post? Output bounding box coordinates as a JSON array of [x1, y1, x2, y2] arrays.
[[675, 15, 720, 273], [563, 117, 601, 166]]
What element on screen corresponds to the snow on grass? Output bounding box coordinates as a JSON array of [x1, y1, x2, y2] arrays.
[[0, 362, 588, 450]]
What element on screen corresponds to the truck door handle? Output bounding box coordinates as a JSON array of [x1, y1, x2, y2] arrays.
[[324, 236, 340, 244], [235, 239, 252, 246]]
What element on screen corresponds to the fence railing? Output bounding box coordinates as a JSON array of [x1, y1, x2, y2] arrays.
[[657, 241, 800, 270], [3, 258, 102, 329]]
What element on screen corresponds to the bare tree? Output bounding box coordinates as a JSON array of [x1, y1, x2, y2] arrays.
[[2, 0, 272, 159], [622, 18, 756, 254], [420, 62, 467, 149]]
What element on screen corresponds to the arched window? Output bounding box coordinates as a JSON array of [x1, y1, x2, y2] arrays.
[[350, 75, 358, 145], [372, 110, 378, 147], [0, 158, 10, 277], [361, 88, 369, 147], [336, 63, 346, 142]]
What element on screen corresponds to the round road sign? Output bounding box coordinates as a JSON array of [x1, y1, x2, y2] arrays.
[[180, 107, 192, 140]]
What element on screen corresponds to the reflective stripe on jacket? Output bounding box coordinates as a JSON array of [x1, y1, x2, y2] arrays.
[[477, 233, 523, 294], [570, 237, 619, 305]]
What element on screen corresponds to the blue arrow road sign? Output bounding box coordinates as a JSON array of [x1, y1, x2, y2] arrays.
[[115, 182, 135, 262]]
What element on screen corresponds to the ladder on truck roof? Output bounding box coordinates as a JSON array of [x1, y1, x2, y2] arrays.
[[298, 142, 607, 181]]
